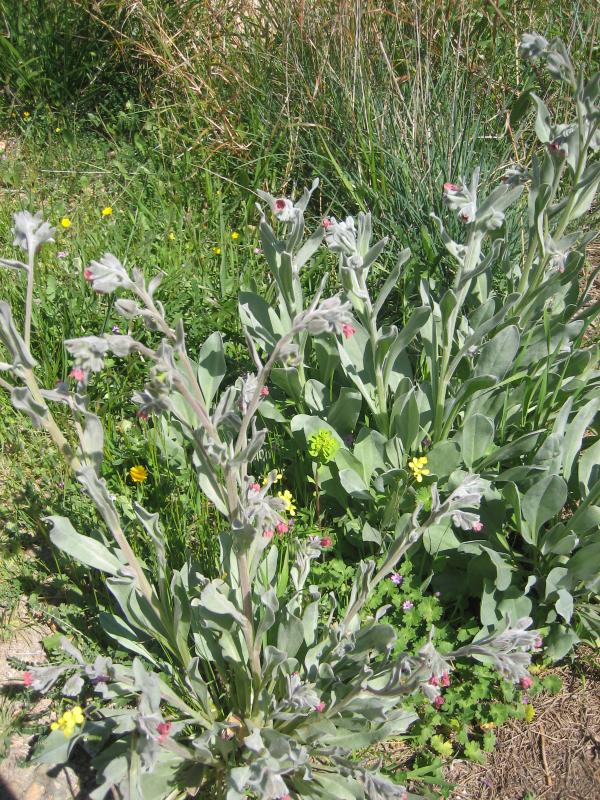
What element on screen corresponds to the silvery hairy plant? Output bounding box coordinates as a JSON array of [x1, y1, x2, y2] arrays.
[[0, 208, 542, 799], [238, 34, 600, 655]]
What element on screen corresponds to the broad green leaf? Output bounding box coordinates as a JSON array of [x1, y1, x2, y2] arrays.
[[423, 522, 460, 554], [196, 331, 226, 410], [567, 543, 600, 590], [522, 475, 567, 542], [474, 326, 520, 380], [460, 414, 494, 468], [327, 387, 362, 433], [47, 516, 124, 575], [562, 397, 599, 482], [578, 438, 600, 494], [426, 441, 461, 478]]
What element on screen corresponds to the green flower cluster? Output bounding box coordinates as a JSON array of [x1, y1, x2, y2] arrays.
[[307, 428, 339, 463]]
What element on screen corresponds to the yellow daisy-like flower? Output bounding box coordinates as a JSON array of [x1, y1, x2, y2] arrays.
[[168, 231, 176, 241], [262, 471, 283, 486], [23, 111, 30, 119], [408, 455, 430, 483], [50, 706, 84, 738], [101, 206, 113, 217], [277, 489, 297, 517], [213, 246, 221, 255], [231, 231, 239, 240], [129, 465, 149, 483], [60, 217, 72, 229]]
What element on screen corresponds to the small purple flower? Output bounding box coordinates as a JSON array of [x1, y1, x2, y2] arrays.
[[402, 600, 414, 611], [390, 572, 404, 586], [254, 247, 262, 255], [57, 251, 67, 259], [111, 325, 121, 334], [57, 480, 64, 489], [421, 436, 432, 449], [522, 694, 530, 705], [434, 591, 441, 597], [308, 535, 321, 545]]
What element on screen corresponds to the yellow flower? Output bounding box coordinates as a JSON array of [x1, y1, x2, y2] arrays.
[[213, 246, 221, 255], [408, 455, 430, 483], [23, 111, 30, 119], [60, 217, 72, 229], [51, 706, 84, 738], [278, 489, 296, 516], [101, 206, 113, 217], [168, 231, 176, 241], [55, 127, 61, 133], [129, 465, 148, 483], [262, 472, 283, 486], [231, 231, 239, 240]]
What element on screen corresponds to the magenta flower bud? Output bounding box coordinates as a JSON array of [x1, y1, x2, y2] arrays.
[[390, 572, 404, 586], [341, 323, 356, 339], [315, 701, 326, 712], [157, 721, 172, 744], [402, 600, 414, 611], [433, 695, 445, 709], [472, 521, 483, 532], [520, 675, 533, 690], [440, 671, 451, 688], [260, 386, 269, 397], [263, 529, 274, 539], [69, 367, 85, 382], [23, 671, 33, 687], [320, 536, 332, 548], [276, 521, 289, 535], [428, 676, 439, 687]]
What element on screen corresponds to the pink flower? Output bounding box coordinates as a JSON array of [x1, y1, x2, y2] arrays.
[[443, 182, 460, 192], [276, 521, 289, 535], [254, 247, 262, 254], [428, 676, 439, 687], [69, 367, 85, 382], [433, 695, 445, 709], [320, 536, 332, 548], [57, 251, 67, 259], [111, 325, 121, 334], [23, 671, 33, 687], [249, 483, 261, 492], [342, 323, 356, 339], [137, 409, 149, 421], [279, 795, 292, 800], [157, 721, 172, 745], [520, 675, 533, 690], [402, 600, 414, 611], [322, 218, 333, 229], [263, 529, 274, 539], [260, 386, 269, 397], [390, 572, 404, 586], [472, 521, 483, 532], [440, 671, 451, 688], [83, 268, 93, 282], [534, 635, 543, 649], [315, 701, 326, 713], [274, 198, 287, 212]]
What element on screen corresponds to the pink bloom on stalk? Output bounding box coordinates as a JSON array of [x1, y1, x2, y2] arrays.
[[315, 701, 326, 713], [428, 676, 439, 687], [322, 218, 333, 229], [472, 521, 483, 532], [263, 529, 274, 539], [433, 695, 445, 709], [443, 182, 460, 192], [260, 386, 269, 397], [57, 251, 67, 259], [250, 483, 261, 492], [534, 635, 543, 649], [157, 721, 172, 745], [276, 521, 289, 535], [520, 676, 533, 690], [254, 247, 262, 254], [83, 268, 93, 282], [440, 672, 451, 688], [274, 198, 287, 212], [23, 671, 33, 687], [279, 795, 292, 800], [320, 536, 332, 548], [342, 323, 356, 339], [402, 600, 414, 610], [137, 409, 149, 421], [390, 572, 404, 586], [69, 367, 85, 382]]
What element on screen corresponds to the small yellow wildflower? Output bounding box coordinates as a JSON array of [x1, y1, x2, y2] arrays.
[[101, 206, 113, 217], [213, 246, 221, 255], [278, 489, 296, 517], [129, 465, 149, 483], [60, 217, 72, 229], [231, 231, 239, 240], [168, 231, 176, 241], [50, 706, 84, 737], [23, 111, 30, 119], [55, 127, 61, 133], [408, 455, 430, 483], [262, 472, 283, 486]]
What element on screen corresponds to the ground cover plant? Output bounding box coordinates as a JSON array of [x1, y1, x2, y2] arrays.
[[0, 27, 599, 800]]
